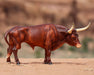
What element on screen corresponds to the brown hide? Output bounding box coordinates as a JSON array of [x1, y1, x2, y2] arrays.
[[4, 24, 80, 64], [5, 24, 68, 51]]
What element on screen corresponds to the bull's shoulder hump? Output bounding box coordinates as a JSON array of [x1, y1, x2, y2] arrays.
[[55, 25, 68, 32], [55, 25, 67, 29]]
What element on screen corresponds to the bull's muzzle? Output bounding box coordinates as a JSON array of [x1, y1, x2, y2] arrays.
[[76, 44, 82, 48]]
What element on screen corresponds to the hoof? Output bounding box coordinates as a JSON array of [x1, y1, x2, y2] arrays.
[[16, 62, 20, 65], [7, 62, 11, 64], [7, 60, 11, 63], [44, 62, 52, 64]]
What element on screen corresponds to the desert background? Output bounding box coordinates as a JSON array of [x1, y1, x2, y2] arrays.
[[0, 0, 94, 75]]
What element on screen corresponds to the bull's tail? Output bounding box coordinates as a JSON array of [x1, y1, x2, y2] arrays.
[[4, 30, 10, 46]]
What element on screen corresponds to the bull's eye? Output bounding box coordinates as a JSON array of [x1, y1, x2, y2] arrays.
[[72, 37, 76, 40], [71, 34, 75, 38]]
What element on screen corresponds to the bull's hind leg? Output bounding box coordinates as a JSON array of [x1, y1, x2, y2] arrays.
[[12, 37, 21, 64], [6, 36, 14, 63], [12, 44, 21, 65], [13, 50, 20, 65], [6, 47, 12, 63]]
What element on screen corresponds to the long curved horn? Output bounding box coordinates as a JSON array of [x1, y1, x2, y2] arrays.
[[68, 24, 74, 34], [76, 22, 91, 32]]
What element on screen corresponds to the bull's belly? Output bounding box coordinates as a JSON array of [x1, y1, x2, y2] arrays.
[[25, 41, 64, 51], [26, 41, 45, 50]]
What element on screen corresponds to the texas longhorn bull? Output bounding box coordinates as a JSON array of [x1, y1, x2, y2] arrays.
[[4, 23, 90, 64]]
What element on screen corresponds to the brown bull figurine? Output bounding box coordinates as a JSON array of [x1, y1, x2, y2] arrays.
[[4, 23, 90, 64]]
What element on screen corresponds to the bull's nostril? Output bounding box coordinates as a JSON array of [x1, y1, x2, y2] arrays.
[[76, 44, 82, 48]]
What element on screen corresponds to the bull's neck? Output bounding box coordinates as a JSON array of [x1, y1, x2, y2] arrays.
[[58, 32, 67, 42], [52, 36, 66, 51]]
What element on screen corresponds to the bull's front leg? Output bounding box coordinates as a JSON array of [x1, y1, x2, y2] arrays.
[[44, 49, 52, 64]]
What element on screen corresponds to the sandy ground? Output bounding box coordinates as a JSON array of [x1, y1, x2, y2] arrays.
[[0, 58, 94, 75]]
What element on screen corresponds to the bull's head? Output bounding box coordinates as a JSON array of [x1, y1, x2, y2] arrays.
[[66, 22, 91, 48]]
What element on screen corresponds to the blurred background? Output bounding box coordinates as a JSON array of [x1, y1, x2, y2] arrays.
[[0, 0, 94, 58]]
